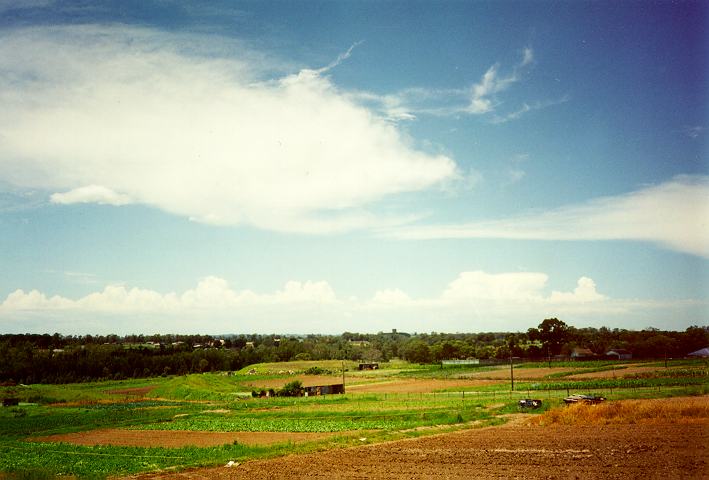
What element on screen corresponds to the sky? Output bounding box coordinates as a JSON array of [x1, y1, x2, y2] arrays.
[[0, 0, 707, 335]]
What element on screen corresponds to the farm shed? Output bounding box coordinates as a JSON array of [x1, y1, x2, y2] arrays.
[[571, 347, 597, 360], [688, 347, 709, 358], [358, 363, 379, 370], [442, 359, 479, 366], [606, 348, 632, 360], [303, 384, 344, 396]]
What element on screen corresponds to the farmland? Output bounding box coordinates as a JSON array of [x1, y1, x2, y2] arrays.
[[0, 358, 707, 478]]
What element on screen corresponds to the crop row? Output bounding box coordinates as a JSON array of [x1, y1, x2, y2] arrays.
[[0, 441, 260, 478], [134, 409, 478, 433]]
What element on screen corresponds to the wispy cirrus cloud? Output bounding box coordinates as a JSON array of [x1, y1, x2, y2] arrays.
[[356, 46, 562, 124], [387, 175, 709, 258], [491, 95, 570, 124], [683, 125, 705, 139], [0, 26, 455, 234], [468, 46, 535, 115]]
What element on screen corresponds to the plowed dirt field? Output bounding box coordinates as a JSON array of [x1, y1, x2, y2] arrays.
[[346, 378, 496, 393], [30, 429, 336, 447], [126, 420, 708, 479]]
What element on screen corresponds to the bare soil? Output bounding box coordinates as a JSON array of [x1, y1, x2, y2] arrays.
[[29, 429, 337, 448], [105, 386, 158, 396], [126, 421, 709, 479], [346, 378, 496, 393], [243, 375, 344, 389]]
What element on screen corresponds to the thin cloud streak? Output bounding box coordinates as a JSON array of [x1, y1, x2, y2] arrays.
[[386, 175, 709, 258], [348, 47, 564, 124]]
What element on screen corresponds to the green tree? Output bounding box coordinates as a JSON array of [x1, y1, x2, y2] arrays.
[[528, 318, 569, 356], [402, 339, 431, 364], [279, 380, 303, 397]]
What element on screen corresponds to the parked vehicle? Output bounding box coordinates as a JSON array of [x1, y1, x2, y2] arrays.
[[518, 398, 543, 409], [563, 394, 606, 404]]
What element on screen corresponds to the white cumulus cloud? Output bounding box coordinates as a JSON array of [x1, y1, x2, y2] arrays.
[[50, 185, 133, 206], [0, 26, 456, 234], [0, 272, 702, 333]]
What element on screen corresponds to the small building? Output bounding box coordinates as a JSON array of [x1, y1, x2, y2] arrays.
[[303, 384, 345, 396], [606, 348, 632, 360], [2, 398, 19, 407], [688, 347, 709, 358], [358, 363, 379, 370], [571, 347, 597, 360], [442, 359, 480, 366]]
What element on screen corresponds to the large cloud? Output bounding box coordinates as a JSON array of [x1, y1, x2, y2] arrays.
[[2, 272, 701, 334], [389, 175, 709, 258], [0, 25, 456, 233]]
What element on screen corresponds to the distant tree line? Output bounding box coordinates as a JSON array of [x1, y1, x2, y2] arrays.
[[0, 321, 707, 384]]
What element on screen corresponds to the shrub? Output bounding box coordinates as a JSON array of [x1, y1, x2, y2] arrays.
[[304, 366, 330, 375], [10, 407, 26, 418], [278, 380, 303, 397]]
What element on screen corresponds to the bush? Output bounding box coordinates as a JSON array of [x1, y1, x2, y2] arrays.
[[304, 366, 330, 375], [278, 380, 303, 397], [10, 407, 26, 418]]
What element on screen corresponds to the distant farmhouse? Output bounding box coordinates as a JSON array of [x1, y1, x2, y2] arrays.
[[304, 384, 345, 396], [571, 347, 597, 360], [688, 347, 709, 358], [358, 363, 379, 370], [442, 359, 480, 366], [606, 348, 632, 360]]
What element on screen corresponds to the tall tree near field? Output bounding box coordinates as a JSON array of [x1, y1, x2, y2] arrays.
[[528, 318, 570, 356]]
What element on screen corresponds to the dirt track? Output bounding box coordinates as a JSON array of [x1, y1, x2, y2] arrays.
[[127, 420, 708, 479]]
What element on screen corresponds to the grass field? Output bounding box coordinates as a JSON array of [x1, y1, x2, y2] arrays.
[[0, 358, 707, 478]]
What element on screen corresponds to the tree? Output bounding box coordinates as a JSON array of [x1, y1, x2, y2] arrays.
[[529, 318, 569, 356], [684, 326, 709, 354], [198, 358, 210, 373], [402, 339, 431, 364], [279, 380, 303, 397]]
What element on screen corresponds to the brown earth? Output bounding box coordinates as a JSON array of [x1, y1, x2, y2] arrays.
[[124, 420, 709, 479], [29, 429, 337, 447], [105, 386, 158, 396], [243, 376, 345, 389], [346, 378, 496, 393]]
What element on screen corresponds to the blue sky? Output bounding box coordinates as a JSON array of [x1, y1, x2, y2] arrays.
[[0, 0, 706, 335]]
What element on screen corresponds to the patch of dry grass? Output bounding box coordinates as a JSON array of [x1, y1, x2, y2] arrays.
[[531, 396, 709, 426]]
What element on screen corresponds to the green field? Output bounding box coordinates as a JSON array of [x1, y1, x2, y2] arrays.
[[1, 358, 707, 478]]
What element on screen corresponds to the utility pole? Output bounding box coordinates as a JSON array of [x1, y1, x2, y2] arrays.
[[342, 360, 346, 394], [509, 354, 514, 391]]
